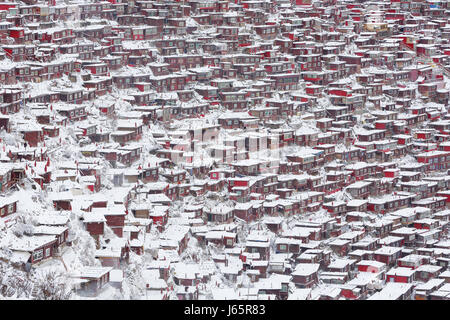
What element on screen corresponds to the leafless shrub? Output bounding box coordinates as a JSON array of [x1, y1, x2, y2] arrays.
[[32, 271, 72, 300]]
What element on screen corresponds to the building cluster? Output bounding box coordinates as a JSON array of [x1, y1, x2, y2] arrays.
[[0, 0, 450, 300]]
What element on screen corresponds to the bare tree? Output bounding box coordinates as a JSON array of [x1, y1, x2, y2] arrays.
[[32, 270, 72, 300], [0, 263, 32, 299]]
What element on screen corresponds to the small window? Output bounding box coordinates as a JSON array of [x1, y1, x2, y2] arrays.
[[33, 249, 44, 261]]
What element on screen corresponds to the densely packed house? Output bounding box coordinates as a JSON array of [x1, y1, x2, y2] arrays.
[[0, 0, 449, 300]]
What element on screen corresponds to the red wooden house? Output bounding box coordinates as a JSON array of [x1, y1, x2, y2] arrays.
[[291, 263, 320, 288], [0, 196, 18, 218], [83, 212, 106, 238], [386, 267, 416, 283], [10, 235, 58, 265], [373, 246, 403, 267], [92, 207, 126, 237]]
